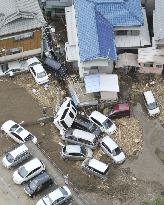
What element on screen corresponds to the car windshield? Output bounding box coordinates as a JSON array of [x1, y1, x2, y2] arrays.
[[29, 180, 37, 191], [60, 187, 68, 196], [24, 134, 33, 141], [6, 153, 14, 163], [148, 102, 157, 110], [18, 166, 28, 178], [30, 62, 40, 67], [89, 123, 98, 132], [9, 124, 19, 132], [80, 146, 86, 155], [37, 71, 46, 78], [112, 147, 121, 156], [102, 118, 113, 129]]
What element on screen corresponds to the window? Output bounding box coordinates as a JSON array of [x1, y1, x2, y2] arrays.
[[91, 117, 102, 127], [143, 63, 153, 67], [156, 64, 162, 68], [116, 30, 139, 36], [60, 120, 68, 129], [14, 32, 33, 41], [61, 108, 69, 120], [11, 132, 23, 141], [69, 111, 74, 119], [102, 142, 111, 153]]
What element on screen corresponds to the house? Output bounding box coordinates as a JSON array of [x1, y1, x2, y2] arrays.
[[0, 0, 46, 68], [138, 47, 164, 74], [153, 0, 164, 48], [65, 0, 150, 78], [43, 0, 72, 17]]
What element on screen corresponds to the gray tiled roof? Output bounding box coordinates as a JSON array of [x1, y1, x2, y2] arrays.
[[154, 0, 164, 41], [0, 0, 46, 36]]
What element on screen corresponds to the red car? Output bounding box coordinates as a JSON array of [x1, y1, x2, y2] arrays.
[[108, 103, 130, 119]]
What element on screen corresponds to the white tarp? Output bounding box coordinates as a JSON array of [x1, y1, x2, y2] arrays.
[[84, 74, 119, 94]]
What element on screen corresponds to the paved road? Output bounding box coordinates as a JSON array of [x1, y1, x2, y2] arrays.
[[123, 103, 164, 186], [25, 141, 89, 205]]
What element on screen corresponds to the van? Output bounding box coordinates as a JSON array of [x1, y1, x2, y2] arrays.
[[62, 129, 98, 149], [2, 144, 30, 169], [81, 158, 109, 180], [143, 91, 160, 117], [53, 97, 77, 133]]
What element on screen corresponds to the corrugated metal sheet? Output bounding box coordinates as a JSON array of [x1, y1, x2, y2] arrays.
[[0, 0, 45, 36]]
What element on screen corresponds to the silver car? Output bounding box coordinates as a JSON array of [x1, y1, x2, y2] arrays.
[[60, 145, 93, 160]]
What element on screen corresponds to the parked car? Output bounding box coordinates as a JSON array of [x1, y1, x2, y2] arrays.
[[108, 103, 130, 119], [72, 116, 101, 136], [2, 144, 30, 169], [36, 186, 72, 205], [62, 129, 99, 149], [53, 97, 77, 134], [100, 136, 125, 164], [44, 57, 67, 80], [89, 111, 117, 135], [1, 120, 37, 144], [143, 91, 160, 117], [81, 158, 109, 180], [27, 57, 49, 85], [60, 145, 93, 160], [24, 171, 53, 197], [13, 158, 45, 184]]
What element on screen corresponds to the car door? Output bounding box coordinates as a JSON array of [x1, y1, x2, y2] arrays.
[[101, 142, 112, 159], [26, 166, 41, 181], [90, 117, 103, 130]]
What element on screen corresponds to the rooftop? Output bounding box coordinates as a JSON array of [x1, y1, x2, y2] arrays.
[[73, 0, 144, 62], [0, 0, 46, 36]]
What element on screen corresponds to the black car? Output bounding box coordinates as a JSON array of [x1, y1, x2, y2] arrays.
[[24, 171, 53, 197], [72, 116, 101, 136], [44, 57, 67, 80]]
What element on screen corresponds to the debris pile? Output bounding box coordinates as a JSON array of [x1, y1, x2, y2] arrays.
[[113, 117, 143, 156], [13, 73, 66, 108]]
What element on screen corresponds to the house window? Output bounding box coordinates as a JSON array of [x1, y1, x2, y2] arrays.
[[14, 32, 33, 41], [156, 64, 162, 68], [116, 30, 139, 36], [143, 63, 153, 67]]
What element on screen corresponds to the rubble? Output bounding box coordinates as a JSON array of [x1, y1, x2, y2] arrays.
[[13, 73, 66, 108], [113, 117, 143, 157]]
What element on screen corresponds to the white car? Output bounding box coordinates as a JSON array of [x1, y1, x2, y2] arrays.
[[36, 186, 72, 205], [89, 111, 117, 135], [1, 120, 37, 144], [27, 57, 49, 85], [13, 158, 45, 184], [143, 91, 160, 117], [100, 136, 125, 164]]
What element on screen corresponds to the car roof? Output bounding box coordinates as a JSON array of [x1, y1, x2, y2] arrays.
[[113, 103, 129, 112], [48, 187, 64, 201], [22, 158, 43, 172], [101, 136, 118, 151], [10, 144, 28, 158], [143, 91, 155, 104], [33, 64, 45, 73], [89, 111, 107, 123], [88, 158, 108, 173], [27, 57, 40, 66], [29, 171, 50, 185], [73, 129, 96, 140], [55, 97, 73, 117], [65, 145, 82, 153], [14, 127, 31, 140]]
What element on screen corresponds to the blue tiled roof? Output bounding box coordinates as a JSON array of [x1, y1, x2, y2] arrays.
[[74, 0, 144, 62]]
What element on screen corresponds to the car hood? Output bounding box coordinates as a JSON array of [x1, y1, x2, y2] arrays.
[[13, 170, 24, 184], [36, 199, 47, 205], [148, 107, 160, 116], [106, 124, 117, 135], [1, 120, 16, 131], [2, 156, 12, 168], [24, 184, 35, 195], [113, 152, 126, 164]]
